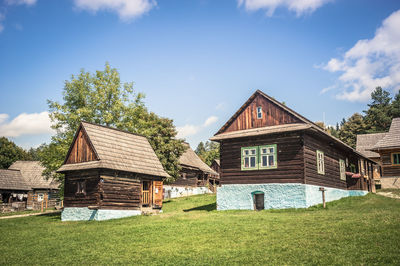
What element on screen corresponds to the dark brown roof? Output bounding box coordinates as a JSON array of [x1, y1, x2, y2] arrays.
[[0, 169, 31, 191], [9, 161, 60, 190], [179, 143, 218, 176], [58, 122, 170, 178], [356, 133, 386, 158], [211, 90, 373, 162], [370, 118, 400, 151]]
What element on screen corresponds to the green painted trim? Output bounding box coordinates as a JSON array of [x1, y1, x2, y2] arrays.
[[241, 146, 259, 171], [316, 150, 325, 175], [259, 144, 278, 170]]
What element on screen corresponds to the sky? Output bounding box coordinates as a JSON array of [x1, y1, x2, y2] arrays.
[[0, 0, 400, 150]]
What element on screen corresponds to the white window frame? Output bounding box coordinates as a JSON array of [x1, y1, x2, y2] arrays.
[[259, 145, 277, 169], [317, 150, 325, 175], [257, 106, 263, 119], [339, 159, 346, 181], [37, 193, 44, 202], [241, 146, 258, 170]]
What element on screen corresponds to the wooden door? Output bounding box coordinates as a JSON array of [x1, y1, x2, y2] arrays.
[[142, 181, 151, 206], [153, 181, 163, 208]]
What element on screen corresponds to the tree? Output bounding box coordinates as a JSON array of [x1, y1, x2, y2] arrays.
[[338, 113, 366, 148], [195, 141, 220, 166], [0, 137, 31, 169], [364, 87, 392, 132], [391, 90, 400, 118], [43, 63, 185, 183]]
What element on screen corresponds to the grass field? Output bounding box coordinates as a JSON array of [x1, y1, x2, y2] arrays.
[[1, 193, 399, 265]]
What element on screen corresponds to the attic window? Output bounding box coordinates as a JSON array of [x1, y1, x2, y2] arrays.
[[257, 106, 263, 119]]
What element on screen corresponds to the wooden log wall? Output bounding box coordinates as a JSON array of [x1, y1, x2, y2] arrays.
[[66, 128, 97, 164], [380, 149, 400, 177], [169, 170, 199, 187], [220, 132, 304, 185], [223, 94, 301, 134], [99, 176, 141, 210], [63, 170, 100, 207]]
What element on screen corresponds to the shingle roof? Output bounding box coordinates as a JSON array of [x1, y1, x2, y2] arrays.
[[179, 143, 219, 176], [57, 122, 170, 178], [0, 169, 31, 191], [211, 123, 311, 141], [9, 161, 59, 190], [213, 159, 220, 166], [356, 133, 386, 158], [370, 118, 400, 151]]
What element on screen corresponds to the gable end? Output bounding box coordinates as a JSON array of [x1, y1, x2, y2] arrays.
[[65, 125, 98, 164]]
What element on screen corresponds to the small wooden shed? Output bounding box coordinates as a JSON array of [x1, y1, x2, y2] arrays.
[[57, 122, 169, 221]]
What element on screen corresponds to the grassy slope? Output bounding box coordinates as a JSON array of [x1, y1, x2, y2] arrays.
[[0, 194, 399, 265]]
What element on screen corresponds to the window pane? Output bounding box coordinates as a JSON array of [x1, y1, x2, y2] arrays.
[[244, 150, 249, 155], [250, 157, 256, 167], [269, 155, 275, 166], [269, 148, 274, 153], [244, 157, 249, 168], [262, 156, 267, 167], [251, 149, 256, 155], [262, 148, 267, 154]]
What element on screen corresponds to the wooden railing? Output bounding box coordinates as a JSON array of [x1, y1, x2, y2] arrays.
[[142, 191, 150, 205]]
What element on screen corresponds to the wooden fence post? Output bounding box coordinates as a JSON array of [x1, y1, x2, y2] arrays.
[[319, 187, 326, 208], [41, 201, 44, 212], [45, 199, 48, 210]]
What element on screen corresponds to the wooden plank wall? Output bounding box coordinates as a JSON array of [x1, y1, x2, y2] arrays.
[[66, 128, 97, 164], [220, 132, 304, 185], [380, 149, 400, 177], [63, 170, 100, 207], [153, 181, 163, 207], [223, 94, 301, 133], [100, 176, 141, 210]]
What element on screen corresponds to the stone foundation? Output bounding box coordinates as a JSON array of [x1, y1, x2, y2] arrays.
[[61, 208, 141, 221], [217, 183, 368, 210], [380, 177, 400, 189]]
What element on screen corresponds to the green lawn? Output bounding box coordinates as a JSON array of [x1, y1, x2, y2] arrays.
[[1, 193, 399, 265]]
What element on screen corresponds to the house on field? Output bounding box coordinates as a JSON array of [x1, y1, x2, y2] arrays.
[[369, 118, 400, 189], [356, 133, 386, 188], [164, 143, 219, 198], [57, 122, 169, 221], [0, 169, 31, 204], [210, 90, 375, 211], [9, 161, 59, 209]]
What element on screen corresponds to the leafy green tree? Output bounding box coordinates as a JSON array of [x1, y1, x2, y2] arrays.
[[391, 90, 400, 118], [195, 141, 219, 166], [43, 63, 185, 183], [364, 87, 392, 132], [338, 113, 366, 148], [0, 137, 31, 169]]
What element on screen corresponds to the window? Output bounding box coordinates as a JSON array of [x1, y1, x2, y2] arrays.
[[392, 153, 400, 165], [76, 180, 86, 194], [257, 106, 263, 119], [259, 145, 277, 169], [339, 159, 346, 181], [241, 147, 258, 170], [350, 164, 356, 173], [37, 193, 44, 202], [316, 150, 325, 175]]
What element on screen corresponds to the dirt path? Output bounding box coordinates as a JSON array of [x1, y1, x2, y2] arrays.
[[0, 210, 61, 220], [377, 192, 400, 199]]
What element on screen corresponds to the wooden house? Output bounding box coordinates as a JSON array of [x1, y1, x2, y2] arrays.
[[210, 159, 221, 178], [0, 169, 31, 204], [164, 143, 219, 198], [369, 118, 400, 189], [356, 133, 386, 188], [210, 90, 375, 211], [9, 161, 59, 209], [57, 122, 169, 221]]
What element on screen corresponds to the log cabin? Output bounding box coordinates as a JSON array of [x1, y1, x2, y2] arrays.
[[57, 122, 169, 221], [210, 90, 375, 211], [369, 118, 400, 189], [9, 161, 59, 209], [164, 143, 219, 198], [0, 169, 31, 204]]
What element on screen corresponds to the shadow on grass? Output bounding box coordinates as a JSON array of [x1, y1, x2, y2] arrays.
[[183, 202, 216, 212]]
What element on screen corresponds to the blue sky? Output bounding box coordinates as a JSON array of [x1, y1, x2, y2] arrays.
[[1, 0, 400, 149]]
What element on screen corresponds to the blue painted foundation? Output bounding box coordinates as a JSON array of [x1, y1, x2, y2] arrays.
[[61, 208, 141, 221], [217, 183, 368, 210]]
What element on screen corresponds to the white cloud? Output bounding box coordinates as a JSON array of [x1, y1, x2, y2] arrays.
[[73, 0, 157, 21], [322, 9, 400, 102], [177, 116, 219, 139], [5, 0, 37, 6], [0, 111, 54, 137], [238, 0, 332, 17]]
